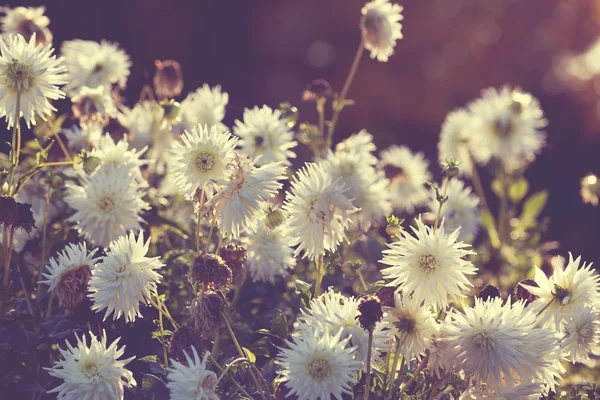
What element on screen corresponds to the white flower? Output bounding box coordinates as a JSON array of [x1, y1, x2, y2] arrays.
[[94, 133, 148, 184], [438, 108, 474, 176], [234, 105, 297, 166], [167, 347, 219, 400], [63, 124, 103, 151], [118, 100, 169, 151], [170, 124, 238, 199], [89, 231, 163, 322], [1, 6, 52, 44], [178, 84, 229, 134], [381, 218, 476, 309], [467, 87, 546, 172], [560, 306, 600, 364], [282, 162, 358, 260], [383, 292, 437, 361], [334, 130, 378, 167], [360, 0, 404, 62], [71, 85, 117, 124], [521, 254, 600, 331], [212, 155, 286, 238], [0, 33, 66, 128], [460, 383, 543, 400], [45, 331, 136, 400], [427, 331, 456, 378], [294, 288, 390, 369], [62, 39, 131, 96], [379, 145, 432, 214], [65, 164, 149, 247], [275, 328, 361, 400], [426, 178, 480, 242]]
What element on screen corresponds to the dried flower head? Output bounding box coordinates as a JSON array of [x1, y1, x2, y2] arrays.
[[189, 291, 226, 340], [356, 296, 384, 330], [302, 78, 332, 102], [218, 243, 247, 287], [376, 286, 397, 307], [512, 279, 539, 305], [191, 253, 232, 292], [168, 326, 206, 363], [153, 59, 183, 99], [478, 284, 501, 302]]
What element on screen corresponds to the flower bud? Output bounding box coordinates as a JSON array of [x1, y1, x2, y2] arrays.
[[57, 265, 92, 309], [153, 60, 184, 99], [356, 296, 383, 331], [478, 284, 501, 301], [264, 207, 287, 231], [278, 102, 298, 128]]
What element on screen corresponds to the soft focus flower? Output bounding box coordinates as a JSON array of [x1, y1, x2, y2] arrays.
[[71, 85, 117, 126], [282, 162, 358, 260], [467, 87, 546, 172], [0, 6, 52, 45], [334, 130, 378, 168], [62, 124, 102, 151], [427, 331, 456, 378], [62, 39, 131, 95], [438, 108, 474, 176], [118, 100, 169, 151], [0, 33, 66, 128], [234, 105, 297, 165], [379, 145, 432, 214], [460, 383, 543, 400], [170, 124, 238, 199], [178, 84, 228, 134], [521, 254, 600, 331], [89, 231, 163, 322], [93, 133, 148, 184], [560, 306, 600, 364], [360, 0, 404, 62], [381, 218, 476, 309], [167, 347, 219, 400], [40, 242, 100, 309], [275, 328, 361, 400], [580, 173, 599, 206], [45, 331, 136, 400], [153, 59, 183, 99]]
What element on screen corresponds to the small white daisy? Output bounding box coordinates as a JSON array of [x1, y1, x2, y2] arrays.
[[379, 145, 432, 214], [0, 6, 52, 45], [360, 0, 404, 62], [0, 33, 66, 128], [167, 346, 219, 400], [275, 328, 362, 400], [89, 231, 163, 322], [560, 306, 600, 364], [281, 162, 358, 260], [94, 133, 148, 184], [234, 105, 297, 166], [62, 124, 103, 151], [45, 331, 136, 400], [61, 39, 131, 96], [438, 108, 474, 176], [334, 130, 379, 167], [381, 218, 476, 309], [178, 84, 229, 134], [467, 87, 547, 172]]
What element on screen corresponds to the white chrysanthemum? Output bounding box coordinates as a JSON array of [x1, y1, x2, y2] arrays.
[[379, 145, 432, 214], [65, 164, 149, 247], [427, 331, 456, 378], [167, 347, 219, 400], [242, 217, 296, 284], [94, 133, 148, 184], [522, 254, 600, 331], [0, 6, 51, 44], [560, 306, 600, 364], [438, 108, 474, 176], [360, 0, 404, 62], [426, 178, 480, 242], [63, 124, 103, 151], [170, 124, 238, 199], [62, 39, 131, 95], [295, 288, 390, 369], [234, 105, 297, 166], [71, 85, 117, 123], [334, 130, 378, 167], [467, 87, 547, 172], [282, 162, 358, 260], [383, 292, 437, 361], [118, 100, 169, 151], [178, 84, 229, 133], [276, 328, 362, 400], [89, 231, 163, 322], [45, 331, 136, 400], [381, 218, 476, 309], [326, 149, 391, 231], [444, 298, 560, 392], [39, 242, 99, 291], [460, 383, 543, 400], [0, 33, 66, 128]]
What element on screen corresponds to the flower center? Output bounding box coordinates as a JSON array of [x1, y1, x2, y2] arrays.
[[81, 360, 100, 379], [307, 357, 332, 381], [552, 284, 571, 305], [419, 254, 437, 273], [395, 315, 416, 334], [254, 135, 265, 148], [473, 332, 494, 353], [97, 196, 115, 213], [7, 60, 34, 91], [362, 11, 390, 49], [92, 61, 105, 74], [195, 152, 216, 172], [493, 115, 513, 137]]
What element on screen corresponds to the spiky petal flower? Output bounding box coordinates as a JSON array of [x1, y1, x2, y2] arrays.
[[167, 346, 219, 400], [89, 231, 163, 322], [0, 6, 52, 45], [560, 306, 600, 364], [334, 130, 378, 167], [117, 100, 169, 151], [360, 0, 404, 62], [71, 85, 117, 127], [275, 328, 362, 400], [170, 124, 238, 199], [381, 218, 476, 309], [438, 108, 474, 176], [45, 331, 136, 400], [178, 84, 229, 134], [282, 162, 358, 260], [427, 331, 456, 378], [0, 33, 66, 128], [521, 254, 600, 331]]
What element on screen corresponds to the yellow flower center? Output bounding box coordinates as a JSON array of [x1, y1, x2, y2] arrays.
[[419, 254, 437, 273], [307, 357, 332, 381], [97, 196, 115, 213], [81, 360, 100, 379], [195, 152, 216, 172], [7, 60, 34, 91]]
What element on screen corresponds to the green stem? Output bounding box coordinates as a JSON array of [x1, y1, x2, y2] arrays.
[[196, 186, 206, 253], [208, 354, 253, 399], [42, 160, 75, 167], [156, 294, 169, 368], [148, 297, 180, 329], [314, 253, 325, 297], [433, 177, 449, 230], [53, 131, 71, 160], [357, 269, 368, 291], [3, 226, 15, 288], [386, 337, 402, 400], [8, 91, 21, 193], [497, 170, 510, 244], [398, 355, 428, 396], [364, 328, 374, 400]]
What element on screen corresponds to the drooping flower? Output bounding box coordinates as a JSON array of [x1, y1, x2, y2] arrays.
[[234, 105, 297, 165], [560, 306, 600, 364], [177, 84, 229, 134], [360, 0, 404, 62], [45, 331, 136, 400], [89, 231, 163, 322], [0, 33, 66, 128], [282, 162, 358, 260], [438, 108, 474, 176], [381, 218, 477, 309], [166, 346, 219, 400], [275, 328, 361, 400], [153, 59, 184, 99], [0, 6, 52, 45]]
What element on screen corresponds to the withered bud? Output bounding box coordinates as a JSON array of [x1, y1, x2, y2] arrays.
[[189, 291, 226, 340], [1, 198, 37, 233], [191, 253, 232, 293], [356, 296, 383, 331], [302, 79, 332, 103], [478, 284, 501, 301], [168, 325, 206, 362], [75, 150, 102, 176], [512, 279, 539, 305], [154, 60, 184, 99], [218, 244, 247, 287], [264, 206, 287, 230], [376, 286, 397, 308], [57, 265, 92, 309]]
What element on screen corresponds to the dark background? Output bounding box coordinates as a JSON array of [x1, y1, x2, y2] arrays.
[[4, 0, 600, 263]]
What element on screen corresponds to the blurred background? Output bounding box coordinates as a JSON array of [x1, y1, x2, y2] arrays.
[[5, 0, 600, 263]]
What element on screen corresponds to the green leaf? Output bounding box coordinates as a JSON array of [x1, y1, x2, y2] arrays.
[[491, 179, 504, 197], [509, 178, 529, 203], [138, 355, 159, 363], [151, 329, 173, 339], [480, 209, 500, 249], [271, 310, 288, 339], [242, 347, 256, 364], [516, 190, 548, 232], [294, 280, 313, 307]]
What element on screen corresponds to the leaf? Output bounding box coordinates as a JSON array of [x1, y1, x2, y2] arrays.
[[151, 329, 173, 339], [480, 209, 500, 249], [294, 279, 313, 307], [271, 310, 288, 339], [491, 179, 504, 197], [509, 178, 529, 203], [516, 190, 548, 232], [242, 347, 256, 364], [139, 355, 159, 363]]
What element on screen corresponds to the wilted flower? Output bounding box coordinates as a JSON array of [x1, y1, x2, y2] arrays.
[[153, 59, 183, 99], [360, 0, 404, 62], [512, 279, 539, 305], [191, 253, 232, 292], [168, 326, 206, 363], [190, 291, 226, 340], [478, 284, 501, 301], [0, 195, 36, 233], [218, 243, 247, 287], [580, 173, 599, 206], [302, 78, 332, 102], [167, 347, 219, 400], [356, 296, 384, 331]]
